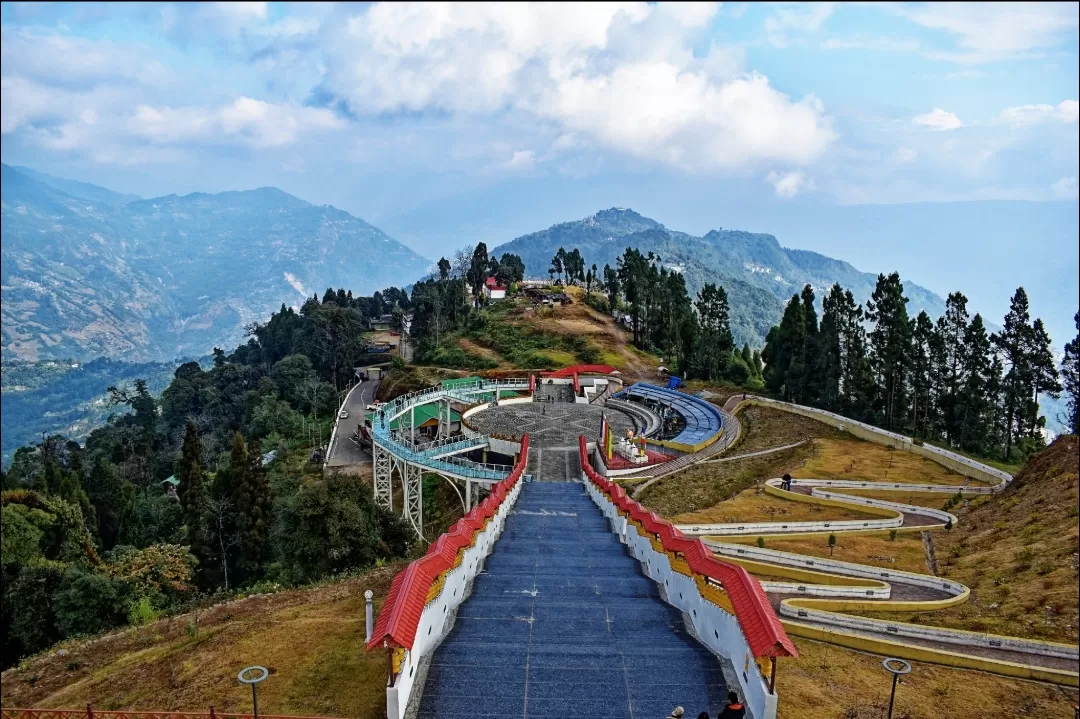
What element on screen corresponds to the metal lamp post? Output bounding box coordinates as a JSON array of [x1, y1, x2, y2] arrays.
[[238, 665, 269, 719], [882, 658, 912, 719]]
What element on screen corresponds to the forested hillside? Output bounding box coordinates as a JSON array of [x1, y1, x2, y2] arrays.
[[0, 164, 432, 363], [763, 278, 1079, 462], [0, 287, 414, 669], [1, 357, 186, 468]]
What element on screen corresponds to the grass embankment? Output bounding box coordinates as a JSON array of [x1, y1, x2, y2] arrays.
[[865, 435, 1079, 643], [796, 438, 985, 487], [673, 489, 883, 525], [0, 566, 405, 717], [732, 406, 847, 454], [636, 406, 839, 517], [777, 637, 1078, 719]]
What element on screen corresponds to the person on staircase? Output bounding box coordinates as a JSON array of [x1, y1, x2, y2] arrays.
[[717, 691, 746, 718]]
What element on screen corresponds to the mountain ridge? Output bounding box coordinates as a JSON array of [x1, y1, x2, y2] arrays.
[[1, 164, 432, 363], [491, 207, 947, 347]]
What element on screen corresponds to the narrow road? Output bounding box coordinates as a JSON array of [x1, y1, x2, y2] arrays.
[[325, 377, 381, 468]]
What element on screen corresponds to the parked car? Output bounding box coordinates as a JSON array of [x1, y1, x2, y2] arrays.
[[339, 410, 349, 419]]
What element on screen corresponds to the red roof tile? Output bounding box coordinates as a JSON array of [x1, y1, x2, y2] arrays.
[[367, 436, 530, 651]]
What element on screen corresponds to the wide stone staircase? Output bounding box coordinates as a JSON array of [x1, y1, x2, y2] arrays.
[[414, 481, 730, 719]]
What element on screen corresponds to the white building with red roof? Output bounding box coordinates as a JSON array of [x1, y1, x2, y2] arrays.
[[483, 276, 507, 300]]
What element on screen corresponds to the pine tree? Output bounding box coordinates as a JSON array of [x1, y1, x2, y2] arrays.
[[178, 420, 209, 582], [1063, 311, 1080, 435], [909, 311, 935, 439], [762, 295, 804, 399], [1027, 318, 1062, 440], [993, 288, 1033, 460], [817, 284, 845, 410], [866, 272, 912, 431], [695, 282, 734, 380], [794, 284, 821, 404], [956, 314, 992, 452], [233, 440, 272, 581], [936, 292, 970, 443]]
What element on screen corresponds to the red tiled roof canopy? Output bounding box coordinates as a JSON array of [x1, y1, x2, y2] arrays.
[[577, 436, 797, 659], [367, 436, 530, 651], [540, 364, 618, 377]]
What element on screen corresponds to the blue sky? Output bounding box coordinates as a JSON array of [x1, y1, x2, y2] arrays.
[[1, 2, 1078, 341]]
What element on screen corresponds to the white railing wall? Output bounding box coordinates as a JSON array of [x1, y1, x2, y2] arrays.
[[585, 476, 778, 719], [386, 478, 524, 719]]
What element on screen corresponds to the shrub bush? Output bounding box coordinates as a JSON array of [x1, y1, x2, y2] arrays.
[[53, 569, 128, 638]]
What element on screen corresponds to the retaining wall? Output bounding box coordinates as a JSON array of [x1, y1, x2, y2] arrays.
[[739, 398, 1013, 488]]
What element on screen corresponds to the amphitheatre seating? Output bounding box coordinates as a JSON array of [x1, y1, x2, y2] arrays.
[[614, 383, 723, 449]]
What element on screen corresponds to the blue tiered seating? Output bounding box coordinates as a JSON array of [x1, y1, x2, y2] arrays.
[[613, 383, 723, 447]]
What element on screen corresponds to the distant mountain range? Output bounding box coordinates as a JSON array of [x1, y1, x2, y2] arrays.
[[491, 208, 947, 347], [1, 164, 433, 362]]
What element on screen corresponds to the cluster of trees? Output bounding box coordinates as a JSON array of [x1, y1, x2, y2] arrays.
[[764, 275, 1078, 460], [411, 243, 524, 357], [549, 247, 596, 289], [1, 290, 413, 668]]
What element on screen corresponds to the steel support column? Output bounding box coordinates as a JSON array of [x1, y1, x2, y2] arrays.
[[403, 461, 423, 539], [373, 444, 393, 512]]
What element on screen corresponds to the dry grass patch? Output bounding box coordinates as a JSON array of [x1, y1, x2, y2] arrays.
[[456, 338, 506, 366], [835, 488, 971, 510], [910, 436, 1079, 643], [0, 566, 405, 717], [797, 439, 982, 487], [730, 406, 846, 455], [639, 444, 813, 517], [748, 533, 930, 574], [673, 487, 882, 525], [777, 637, 1079, 719]]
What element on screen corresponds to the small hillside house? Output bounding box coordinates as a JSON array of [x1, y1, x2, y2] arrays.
[[484, 276, 507, 300]]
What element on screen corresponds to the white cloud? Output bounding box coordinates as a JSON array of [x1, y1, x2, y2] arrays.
[[132, 97, 345, 148], [900, 2, 1080, 63], [766, 169, 815, 198], [1051, 176, 1079, 199], [505, 149, 537, 169], [893, 146, 918, 164], [321, 2, 835, 172], [765, 2, 837, 47], [215, 2, 269, 21], [912, 108, 963, 131], [0, 27, 169, 87], [997, 100, 1079, 126]]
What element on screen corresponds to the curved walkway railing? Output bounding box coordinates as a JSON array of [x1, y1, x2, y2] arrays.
[[579, 436, 796, 719], [368, 437, 530, 719], [738, 397, 1013, 488], [679, 401, 1079, 685], [372, 378, 530, 480]]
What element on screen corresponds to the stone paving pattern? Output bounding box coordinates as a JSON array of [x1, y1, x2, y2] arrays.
[[415, 482, 729, 719], [469, 402, 637, 450]]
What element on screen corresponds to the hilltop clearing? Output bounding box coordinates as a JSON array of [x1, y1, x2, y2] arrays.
[[414, 286, 661, 379]]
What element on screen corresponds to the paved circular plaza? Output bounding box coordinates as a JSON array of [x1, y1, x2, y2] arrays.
[[468, 401, 638, 449]]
